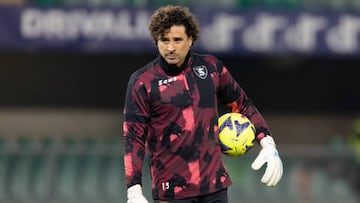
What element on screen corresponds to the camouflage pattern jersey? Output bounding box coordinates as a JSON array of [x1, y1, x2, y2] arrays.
[[123, 52, 271, 200]]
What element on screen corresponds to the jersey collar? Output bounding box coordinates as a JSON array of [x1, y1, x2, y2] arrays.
[[159, 52, 191, 76]]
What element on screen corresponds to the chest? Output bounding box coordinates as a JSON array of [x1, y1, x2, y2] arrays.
[[149, 66, 219, 111]]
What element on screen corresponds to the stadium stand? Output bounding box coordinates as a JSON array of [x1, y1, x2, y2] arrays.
[[22, 0, 360, 10], [0, 0, 25, 6], [0, 135, 357, 203]]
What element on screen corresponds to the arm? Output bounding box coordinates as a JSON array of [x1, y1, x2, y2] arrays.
[[219, 63, 283, 186], [218, 63, 270, 142], [123, 74, 150, 202]]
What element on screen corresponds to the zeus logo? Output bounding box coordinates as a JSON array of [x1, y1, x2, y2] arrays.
[[158, 77, 177, 86]]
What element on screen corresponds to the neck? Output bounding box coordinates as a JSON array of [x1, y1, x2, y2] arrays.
[[159, 53, 191, 76]]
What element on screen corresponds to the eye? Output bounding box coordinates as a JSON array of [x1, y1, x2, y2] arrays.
[[160, 37, 169, 43], [174, 38, 183, 43]]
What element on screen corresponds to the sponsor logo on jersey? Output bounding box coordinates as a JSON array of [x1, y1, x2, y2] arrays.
[[158, 77, 177, 86]]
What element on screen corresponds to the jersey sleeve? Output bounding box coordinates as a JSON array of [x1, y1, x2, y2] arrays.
[[217, 60, 272, 143], [123, 73, 150, 188]]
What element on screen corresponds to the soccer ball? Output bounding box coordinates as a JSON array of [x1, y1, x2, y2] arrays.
[[218, 112, 256, 156]]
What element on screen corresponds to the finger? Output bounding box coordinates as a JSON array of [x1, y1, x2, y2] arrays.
[[272, 170, 281, 186], [251, 151, 266, 170], [272, 159, 282, 185], [271, 158, 283, 186], [266, 167, 276, 186], [273, 159, 283, 186], [261, 161, 274, 184], [267, 164, 280, 186]]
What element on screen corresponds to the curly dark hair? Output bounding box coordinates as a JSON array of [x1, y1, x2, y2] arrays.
[[148, 5, 200, 44]]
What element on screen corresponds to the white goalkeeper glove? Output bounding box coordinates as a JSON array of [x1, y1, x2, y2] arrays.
[[127, 184, 149, 203], [251, 136, 283, 186]]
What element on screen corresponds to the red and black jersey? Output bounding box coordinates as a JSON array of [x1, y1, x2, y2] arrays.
[[123, 52, 271, 200]]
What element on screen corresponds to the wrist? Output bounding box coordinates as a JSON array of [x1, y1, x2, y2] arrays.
[[260, 136, 276, 148], [127, 184, 143, 199]]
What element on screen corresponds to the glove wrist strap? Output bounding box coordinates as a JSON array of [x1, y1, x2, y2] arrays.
[[127, 184, 143, 199], [260, 136, 276, 148]]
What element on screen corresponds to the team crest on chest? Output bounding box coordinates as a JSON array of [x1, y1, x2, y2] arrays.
[[193, 65, 208, 79]]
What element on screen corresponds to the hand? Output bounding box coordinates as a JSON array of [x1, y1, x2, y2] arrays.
[[251, 136, 283, 186], [127, 184, 149, 203]]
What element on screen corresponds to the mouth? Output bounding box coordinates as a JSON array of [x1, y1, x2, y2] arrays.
[[166, 53, 177, 60]]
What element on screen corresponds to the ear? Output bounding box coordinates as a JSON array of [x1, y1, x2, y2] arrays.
[[188, 36, 193, 46]]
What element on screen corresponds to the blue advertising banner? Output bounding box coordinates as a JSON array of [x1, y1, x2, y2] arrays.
[[0, 6, 360, 55]]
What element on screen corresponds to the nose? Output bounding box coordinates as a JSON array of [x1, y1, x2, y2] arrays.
[[167, 42, 175, 52]]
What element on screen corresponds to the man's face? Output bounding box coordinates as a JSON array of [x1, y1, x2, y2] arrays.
[[157, 25, 193, 67]]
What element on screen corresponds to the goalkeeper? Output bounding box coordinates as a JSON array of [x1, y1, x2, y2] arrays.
[[123, 5, 283, 203]]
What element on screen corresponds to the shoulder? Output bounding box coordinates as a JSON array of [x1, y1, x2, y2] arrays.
[[191, 52, 224, 71], [191, 52, 218, 62], [128, 57, 160, 86]]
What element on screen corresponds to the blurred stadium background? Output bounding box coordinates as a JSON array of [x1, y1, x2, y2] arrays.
[[1, 0, 360, 203]]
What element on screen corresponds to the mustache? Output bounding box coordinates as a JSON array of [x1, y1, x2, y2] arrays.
[[165, 52, 177, 56]]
